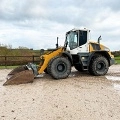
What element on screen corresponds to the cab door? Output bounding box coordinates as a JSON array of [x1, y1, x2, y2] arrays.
[[77, 30, 89, 53]]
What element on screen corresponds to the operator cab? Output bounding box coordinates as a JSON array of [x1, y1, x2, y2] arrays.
[[65, 28, 90, 54]]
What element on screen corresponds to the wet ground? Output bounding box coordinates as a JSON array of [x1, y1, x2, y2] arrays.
[[0, 65, 120, 120]]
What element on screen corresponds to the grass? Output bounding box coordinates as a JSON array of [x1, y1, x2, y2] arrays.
[[115, 56, 120, 64], [0, 66, 19, 69]]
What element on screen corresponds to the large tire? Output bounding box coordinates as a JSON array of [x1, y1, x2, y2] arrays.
[[74, 64, 84, 72], [48, 57, 71, 79], [89, 56, 109, 76], [88, 54, 101, 75], [46, 56, 59, 74]]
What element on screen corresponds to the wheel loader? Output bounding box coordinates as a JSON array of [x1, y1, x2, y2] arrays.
[[3, 28, 115, 85]]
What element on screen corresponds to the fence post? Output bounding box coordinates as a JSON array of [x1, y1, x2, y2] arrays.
[[32, 55, 34, 63], [5, 56, 7, 68]]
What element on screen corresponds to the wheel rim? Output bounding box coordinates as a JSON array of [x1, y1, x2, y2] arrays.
[[57, 63, 66, 73], [96, 61, 106, 71]]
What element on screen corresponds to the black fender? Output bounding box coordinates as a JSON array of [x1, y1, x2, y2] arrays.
[[61, 51, 73, 65], [88, 51, 111, 66]]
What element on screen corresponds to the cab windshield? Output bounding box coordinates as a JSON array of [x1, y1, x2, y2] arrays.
[[66, 31, 78, 50]]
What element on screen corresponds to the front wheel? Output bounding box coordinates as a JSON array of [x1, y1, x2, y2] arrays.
[[48, 57, 71, 79], [89, 56, 109, 76]]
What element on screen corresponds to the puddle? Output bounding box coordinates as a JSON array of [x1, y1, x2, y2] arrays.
[[105, 75, 120, 91], [114, 84, 120, 91], [105, 76, 120, 81]]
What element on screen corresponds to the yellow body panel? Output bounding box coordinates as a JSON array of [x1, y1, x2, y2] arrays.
[[89, 41, 114, 58], [38, 47, 64, 74]]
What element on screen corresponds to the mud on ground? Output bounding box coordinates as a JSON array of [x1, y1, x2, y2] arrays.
[[0, 65, 120, 120]]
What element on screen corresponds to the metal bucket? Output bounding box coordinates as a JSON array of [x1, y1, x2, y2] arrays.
[[3, 65, 34, 86]]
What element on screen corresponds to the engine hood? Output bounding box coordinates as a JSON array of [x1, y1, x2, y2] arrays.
[[89, 41, 110, 51]]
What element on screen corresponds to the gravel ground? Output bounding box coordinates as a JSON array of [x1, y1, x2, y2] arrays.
[[0, 65, 120, 120]]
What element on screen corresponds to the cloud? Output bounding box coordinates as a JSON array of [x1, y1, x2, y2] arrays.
[[0, 0, 120, 51]]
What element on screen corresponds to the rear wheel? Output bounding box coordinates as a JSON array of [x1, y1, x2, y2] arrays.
[[89, 56, 109, 76], [48, 57, 71, 79]]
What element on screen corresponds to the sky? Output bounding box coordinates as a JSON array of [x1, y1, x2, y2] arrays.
[[0, 0, 120, 51]]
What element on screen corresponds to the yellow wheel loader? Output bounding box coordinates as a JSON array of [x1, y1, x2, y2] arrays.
[[3, 28, 115, 85]]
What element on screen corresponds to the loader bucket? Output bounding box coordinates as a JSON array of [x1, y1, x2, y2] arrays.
[[3, 65, 34, 86]]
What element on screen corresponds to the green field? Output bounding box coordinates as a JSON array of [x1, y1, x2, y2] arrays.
[[0, 66, 19, 69], [115, 56, 120, 64]]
